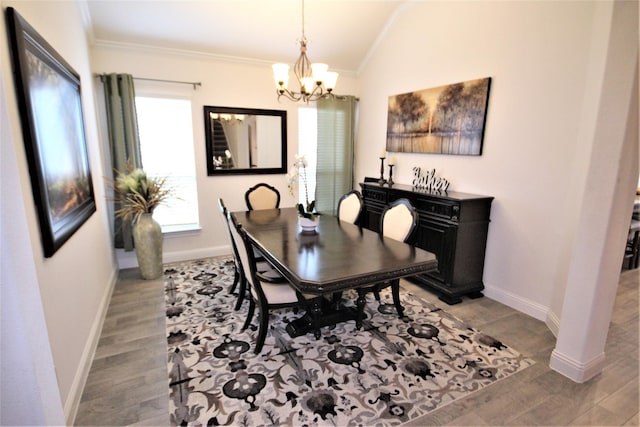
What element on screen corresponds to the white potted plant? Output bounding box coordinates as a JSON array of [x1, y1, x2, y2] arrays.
[[286, 154, 318, 232]]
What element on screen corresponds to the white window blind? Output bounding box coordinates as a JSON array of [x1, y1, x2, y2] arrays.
[[315, 97, 357, 214]]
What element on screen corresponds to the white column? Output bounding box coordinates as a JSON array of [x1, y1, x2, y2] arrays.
[[550, 0, 639, 382]]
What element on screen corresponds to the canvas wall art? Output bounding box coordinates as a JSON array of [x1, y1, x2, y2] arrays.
[[7, 8, 96, 257], [386, 77, 491, 156]]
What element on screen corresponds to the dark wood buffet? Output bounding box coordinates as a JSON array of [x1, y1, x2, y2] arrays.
[[359, 182, 494, 304]]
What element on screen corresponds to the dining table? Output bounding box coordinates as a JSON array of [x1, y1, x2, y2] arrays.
[[232, 207, 438, 337]]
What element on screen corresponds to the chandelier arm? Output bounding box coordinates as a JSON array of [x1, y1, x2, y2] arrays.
[[272, 0, 339, 103], [276, 88, 304, 102]]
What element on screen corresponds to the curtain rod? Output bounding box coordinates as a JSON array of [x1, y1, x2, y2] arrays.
[[97, 74, 202, 90]]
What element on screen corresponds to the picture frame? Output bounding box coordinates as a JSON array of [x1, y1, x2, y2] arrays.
[[386, 77, 491, 156], [6, 8, 96, 257]]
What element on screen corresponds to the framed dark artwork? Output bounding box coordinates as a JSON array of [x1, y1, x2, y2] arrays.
[[204, 105, 287, 175], [386, 77, 491, 156], [6, 8, 96, 257]]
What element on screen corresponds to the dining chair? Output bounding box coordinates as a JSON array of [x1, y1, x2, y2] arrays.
[[228, 212, 322, 353], [337, 190, 363, 225], [218, 198, 283, 310], [623, 227, 640, 270], [217, 198, 241, 296], [355, 197, 418, 329], [245, 183, 280, 210]]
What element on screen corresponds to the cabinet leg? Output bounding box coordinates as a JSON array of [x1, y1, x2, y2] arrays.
[[468, 291, 484, 299], [438, 294, 462, 305]]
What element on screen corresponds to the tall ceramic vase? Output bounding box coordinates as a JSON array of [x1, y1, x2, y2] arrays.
[[133, 213, 163, 279]]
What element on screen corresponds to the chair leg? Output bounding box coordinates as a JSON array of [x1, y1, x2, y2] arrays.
[[254, 305, 269, 354], [356, 289, 367, 330], [242, 297, 255, 331], [631, 231, 640, 269], [390, 280, 404, 318], [229, 266, 240, 294], [234, 275, 247, 311], [373, 290, 381, 301]]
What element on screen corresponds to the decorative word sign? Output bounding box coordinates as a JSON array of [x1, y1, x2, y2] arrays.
[[412, 167, 450, 193]]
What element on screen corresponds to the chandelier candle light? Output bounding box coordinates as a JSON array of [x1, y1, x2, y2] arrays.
[[378, 149, 387, 185], [272, 0, 339, 102], [388, 156, 396, 186]]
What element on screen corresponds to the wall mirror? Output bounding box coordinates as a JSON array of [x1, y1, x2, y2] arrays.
[[204, 106, 287, 175]]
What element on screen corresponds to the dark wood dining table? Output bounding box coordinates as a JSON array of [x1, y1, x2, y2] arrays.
[[232, 207, 438, 337]]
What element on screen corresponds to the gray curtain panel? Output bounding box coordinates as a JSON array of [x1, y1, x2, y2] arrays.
[[102, 73, 143, 251], [315, 96, 357, 215]]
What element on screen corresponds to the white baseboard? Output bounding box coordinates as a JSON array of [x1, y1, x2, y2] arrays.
[[483, 283, 549, 321], [550, 349, 606, 383], [116, 245, 231, 269], [65, 266, 119, 425]]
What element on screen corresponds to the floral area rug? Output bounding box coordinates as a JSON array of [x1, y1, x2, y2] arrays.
[[165, 257, 534, 426]]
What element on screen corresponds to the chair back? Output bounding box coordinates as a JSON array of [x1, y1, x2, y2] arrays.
[[337, 190, 363, 224], [245, 183, 280, 210], [380, 198, 418, 242], [219, 198, 242, 263], [227, 212, 258, 292], [217, 198, 233, 249]]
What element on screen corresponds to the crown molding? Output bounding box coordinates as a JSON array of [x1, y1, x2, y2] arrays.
[[92, 39, 358, 78], [358, 0, 413, 74]]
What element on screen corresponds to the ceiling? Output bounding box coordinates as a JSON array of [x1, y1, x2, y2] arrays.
[[84, 0, 406, 74]]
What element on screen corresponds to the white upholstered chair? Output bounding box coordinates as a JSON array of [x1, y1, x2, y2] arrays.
[[337, 190, 363, 225], [244, 183, 280, 210], [228, 212, 321, 353], [218, 198, 282, 310], [355, 198, 418, 329]]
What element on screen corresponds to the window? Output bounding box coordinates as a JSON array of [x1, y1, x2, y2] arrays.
[[297, 106, 317, 205], [135, 96, 199, 232], [298, 98, 357, 214]]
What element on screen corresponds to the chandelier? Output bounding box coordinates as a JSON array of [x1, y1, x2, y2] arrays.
[[272, 0, 339, 102]]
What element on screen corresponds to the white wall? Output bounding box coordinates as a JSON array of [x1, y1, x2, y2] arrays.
[[356, 0, 638, 381], [357, 0, 600, 316], [0, 1, 118, 423], [90, 44, 360, 267]]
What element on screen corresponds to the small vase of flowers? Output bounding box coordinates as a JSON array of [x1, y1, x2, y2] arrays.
[[287, 154, 319, 232], [110, 167, 173, 279]]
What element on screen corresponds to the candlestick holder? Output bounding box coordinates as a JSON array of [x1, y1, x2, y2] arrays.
[[378, 157, 386, 185], [388, 164, 395, 186]]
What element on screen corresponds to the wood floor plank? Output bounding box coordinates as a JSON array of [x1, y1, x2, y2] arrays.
[[73, 260, 638, 426]]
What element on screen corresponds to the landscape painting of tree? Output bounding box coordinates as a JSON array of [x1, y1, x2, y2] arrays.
[[386, 77, 491, 155]]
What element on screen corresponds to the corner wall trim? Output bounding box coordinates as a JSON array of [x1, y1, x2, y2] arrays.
[[549, 349, 606, 383]]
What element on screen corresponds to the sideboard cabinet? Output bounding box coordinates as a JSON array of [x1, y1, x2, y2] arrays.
[[359, 182, 493, 304]]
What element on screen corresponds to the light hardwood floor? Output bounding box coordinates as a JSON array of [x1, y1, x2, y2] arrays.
[[74, 262, 638, 426]]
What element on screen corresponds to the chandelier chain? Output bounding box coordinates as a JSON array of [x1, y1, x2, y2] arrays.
[[301, 0, 305, 40]]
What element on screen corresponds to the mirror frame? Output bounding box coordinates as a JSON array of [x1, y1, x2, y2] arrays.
[[204, 105, 287, 175]]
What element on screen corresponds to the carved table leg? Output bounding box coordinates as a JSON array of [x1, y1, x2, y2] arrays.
[[310, 299, 322, 340]]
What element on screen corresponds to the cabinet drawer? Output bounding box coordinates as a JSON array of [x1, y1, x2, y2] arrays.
[[362, 187, 388, 204], [416, 198, 460, 222]]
